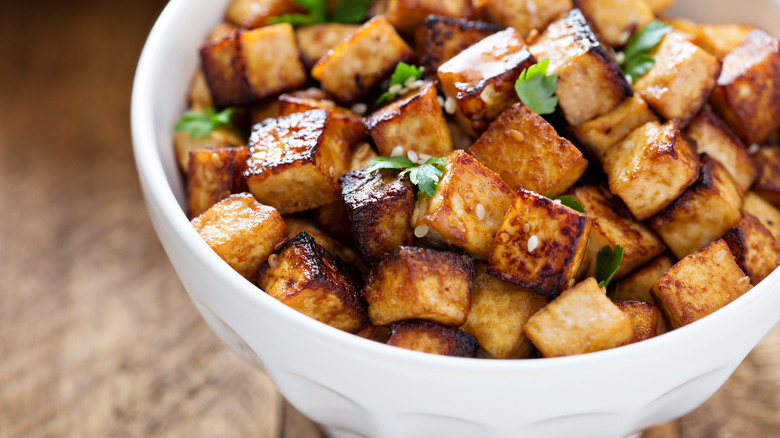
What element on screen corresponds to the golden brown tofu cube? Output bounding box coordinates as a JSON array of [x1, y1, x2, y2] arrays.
[[743, 191, 780, 242], [186, 146, 249, 219], [174, 124, 245, 173], [363, 246, 474, 326], [613, 253, 675, 304], [524, 277, 633, 357], [650, 155, 743, 259], [199, 31, 252, 108], [710, 30, 780, 144], [641, 0, 673, 14], [614, 300, 663, 343], [603, 120, 700, 220], [258, 232, 370, 333], [530, 10, 631, 126], [480, 0, 573, 38], [696, 24, 754, 59], [311, 16, 415, 104], [208, 22, 239, 43], [570, 95, 659, 165], [349, 142, 379, 171], [489, 188, 591, 298], [365, 82, 454, 158], [753, 146, 780, 207], [312, 199, 355, 245], [192, 193, 288, 279], [245, 109, 350, 214], [386, 0, 473, 35], [723, 212, 780, 285], [468, 102, 588, 196], [412, 150, 515, 259], [225, 0, 302, 29], [283, 215, 360, 266], [296, 24, 361, 69], [340, 169, 415, 265], [386, 320, 479, 357], [438, 27, 535, 136], [569, 185, 666, 280], [633, 31, 721, 124], [278, 90, 366, 148], [686, 109, 758, 192], [416, 16, 502, 75], [651, 239, 751, 329], [461, 263, 548, 359], [188, 69, 213, 108], [574, 0, 654, 47]]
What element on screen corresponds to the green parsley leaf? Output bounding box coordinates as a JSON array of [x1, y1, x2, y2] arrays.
[[365, 156, 415, 173], [610, 282, 620, 301], [367, 156, 445, 197], [331, 0, 372, 23], [545, 194, 585, 213], [174, 106, 243, 139], [376, 62, 425, 105], [596, 244, 624, 288], [269, 0, 327, 25], [620, 20, 672, 81], [514, 58, 558, 115]]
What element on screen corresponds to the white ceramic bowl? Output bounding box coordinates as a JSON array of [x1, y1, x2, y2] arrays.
[[131, 1, 780, 437]]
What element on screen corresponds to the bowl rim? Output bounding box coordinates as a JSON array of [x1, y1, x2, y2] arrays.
[[131, 0, 780, 371]]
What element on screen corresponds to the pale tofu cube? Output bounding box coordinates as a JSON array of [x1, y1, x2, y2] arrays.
[[225, 0, 302, 29], [386, 0, 473, 35], [186, 146, 249, 219], [696, 24, 755, 59], [753, 146, 780, 207], [480, 0, 573, 38], [416, 16, 502, 75], [641, 0, 673, 14], [387, 320, 479, 357], [574, 0, 655, 47], [188, 69, 213, 108], [296, 24, 361, 68], [743, 191, 780, 242], [613, 253, 675, 304], [723, 212, 780, 285], [614, 300, 663, 343]]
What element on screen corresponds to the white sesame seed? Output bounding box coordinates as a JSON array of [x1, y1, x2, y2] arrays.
[[268, 254, 278, 269], [410, 79, 425, 90], [407, 150, 419, 163], [475, 203, 486, 220], [418, 153, 432, 164], [526, 0, 538, 14], [389, 84, 403, 95], [748, 143, 760, 154], [568, 278, 576, 288], [445, 97, 458, 114], [288, 118, 299, 129], [404, 76, 418, 88], [414, 225, 430, 238], [499, 232, 510, 243], [479, 84, 502, 105], [391, 146, 405, 157], [618, 30, 631, 46], [527, 235, 539, 252], [437, 95, 446, 107], [523, 223, 531, 233], [553, 199, 562, 205], [614, 51, 625, 65], [625, 74, 633, 85], [351, 103, 367, 115], [320, 99, 336, 107], [738, 276, 751, 286]]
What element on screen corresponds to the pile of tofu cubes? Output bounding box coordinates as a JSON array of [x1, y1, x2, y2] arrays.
[[180, 0, 780, 358]]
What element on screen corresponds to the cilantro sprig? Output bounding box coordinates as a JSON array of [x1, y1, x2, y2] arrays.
[[376, 63, 425, 105], [596, 244, 624, 288], [546, 194, 585, 213], [174, 106, 243, 139], [270, 0, 371, 26], [514, 58, 558, 115], [620, 20, 672, 81], [366, 156, 445, 196]]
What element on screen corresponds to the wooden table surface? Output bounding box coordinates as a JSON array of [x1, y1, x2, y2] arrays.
[[1, 1, 778, 437]]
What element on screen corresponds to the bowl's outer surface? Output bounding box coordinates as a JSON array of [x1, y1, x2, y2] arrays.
[[131, 1, 780, 437]]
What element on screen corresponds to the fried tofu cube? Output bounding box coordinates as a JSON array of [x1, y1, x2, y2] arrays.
[[524, 277, 633, 357], [480, 0, 573, 38], [278, 90, 366, 148], [387, 320, 479, 357], [192, 193, 288, 279], [573, 0, 654, 47], [753, 146, 780, 207], [283, 215, 360, 266], [641, 0, 673, 14], [225, 0, 302, 29], [603, 120, 700, 220], [613, 253, 675, 304], [710, 30, 780, 144], [311, 16, 415, 104], [461, 263, 548, 359], [743, 191, 780, 242], [295, 24, 361, 68], [633, 31, 721, 124], [569, 185, 666, 280], [438, 28, 535, 136], [188, 69, 213, 108], [530, 10, 631, 126], [723, 212, 780, 285], [696, 24, 754, 59], [416, 16, 502, 75], [348, 142, 378, 171], [489, 188, 591, 298], [412, 150, 516, 259], [468, 102, 588, 196], [651, 239, 751, 329], [614, 300, 663, 343], [365, 82, 454, 157], [258, 232, 370, 333], [686, 109, 758, 192], [245, 109, 350, 214], [386, 0, 473, 35], [174, 123, 245, 173], [650, 154, 743, 259], [186, 146, 249, 219], [364, 247, 474, 326], [339, 169, 415, 265], [312, 199, 355, 245]]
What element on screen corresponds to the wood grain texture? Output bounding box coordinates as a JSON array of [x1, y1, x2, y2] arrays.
[[0, 1, 777, 437]]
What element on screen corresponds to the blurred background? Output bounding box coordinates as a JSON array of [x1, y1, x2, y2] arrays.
[[0, 0, 778, 437]]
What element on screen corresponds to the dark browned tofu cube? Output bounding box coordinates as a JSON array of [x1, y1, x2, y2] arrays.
[[603, 120, 700, 220], [192, 193, 288, 279], [480, 0, 573, 38], [710, 30, 780, 144], [530, 9, 631, 125], [461, 263, 548, 359], [386, 0, 473, 35], [296, 24, 361, 69], [524, 277, 633, 357], [186, 146, 249, 219], [650, 154, 743, 259], [633, 31, 721, 124], [365, 82, 453, 158], [723, 212, 780, 285], [489, 188, 591, 299], [651, 239, 751, 329], [614, 300, 663, 343], [199, 31, 252, 108], [573, 0, 654, 47], [438, 28, 535, 136], [278, 90, 366, 148], [469, 102, 588, 196], [245, 109, 350, 214], [340, 169, 415, 265], [613, 253, 675, 304], [753, 146, 780, 207], [412, 150, 516, 259], [258, 232, 370, 333], [311, 16, 415, 104], [743, 191, 780, 242], [386, 320, 479, 357], [225, 0, 302, 29], [283, 215, 360, 266], [686, 109, 758, 192], [416, 16, 502, 75], [363, 247, 474, 326], [312, 198, 355, 245]]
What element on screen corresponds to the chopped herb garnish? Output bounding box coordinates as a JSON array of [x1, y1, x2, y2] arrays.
[[514, 58, 558, 115], [546, 194, 585, 213], [270, 0, 371, 26], [620, 20, 672, 81], [174, 106, 243, 139], [331, 0, 372, 23], [376, 62, 425, 105], [366, 156, 445, 197], [610, 282, 620, 301], [596, 244, 624, 288]]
